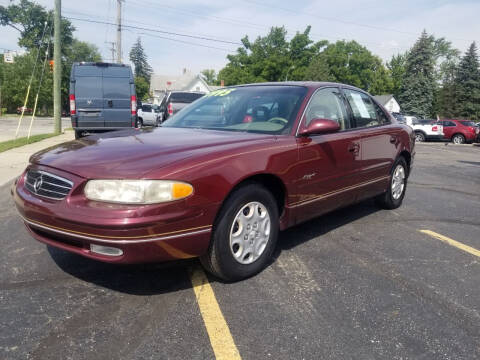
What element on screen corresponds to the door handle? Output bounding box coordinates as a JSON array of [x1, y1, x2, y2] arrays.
[[390, 136, 397, 144], [348, 143, 359, 153], [107, 100, 113, 108]]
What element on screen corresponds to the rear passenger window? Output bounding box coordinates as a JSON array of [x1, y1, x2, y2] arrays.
[[344, 89, 387, 128], [103, 77, 131, 99], [142, 104, 152, 112], [170, 93, 204, 103]]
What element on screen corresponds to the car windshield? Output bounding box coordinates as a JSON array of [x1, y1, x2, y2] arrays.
[[460, 121, 475, 126], [162, 86, 308, 134]]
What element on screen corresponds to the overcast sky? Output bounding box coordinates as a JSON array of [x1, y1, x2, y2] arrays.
[[1, 0, 479, 76]]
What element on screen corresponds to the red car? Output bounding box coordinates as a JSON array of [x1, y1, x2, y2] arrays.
[[437, 119, 479, 144], [12, 83, 415, 281]]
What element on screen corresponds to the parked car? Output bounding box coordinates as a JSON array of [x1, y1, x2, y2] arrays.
[[436, 119, 479, 144], [69, 62, 137, 139], [137, 103, 160, 127], [159, 91, 205, 121], [12, 82, 414, 281], [16, 106, 33, 115], [406, 117, 444, 142]]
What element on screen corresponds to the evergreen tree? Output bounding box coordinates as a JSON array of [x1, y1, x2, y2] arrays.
[[129, 37, 153, 80], [455, 42, 480, 120], [387, 53, 407, 99], [398, 31, 436, 118]]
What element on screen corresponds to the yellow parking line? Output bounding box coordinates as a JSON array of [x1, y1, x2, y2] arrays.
[[419, 230, 480, 258], [189, 266, 241, 360]]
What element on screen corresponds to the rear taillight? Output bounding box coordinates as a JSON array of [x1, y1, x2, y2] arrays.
[[167, 103, 173, 115], [131, 95, 137, 115], [69, 94, 76, 115], [432, 126, 438, 131]]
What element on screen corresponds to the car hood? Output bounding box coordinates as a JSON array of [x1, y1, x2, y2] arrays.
[[30, 127, 274, 179]]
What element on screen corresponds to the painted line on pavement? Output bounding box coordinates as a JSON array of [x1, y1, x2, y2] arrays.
[[419, 230, 480, 258], [189, 266, 241, 360]]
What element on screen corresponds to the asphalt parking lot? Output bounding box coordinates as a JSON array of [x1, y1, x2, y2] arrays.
[[0, 142, 479, 360]]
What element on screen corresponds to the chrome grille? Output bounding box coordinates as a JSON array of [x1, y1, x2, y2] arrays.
[[25, 170, 73, 200]]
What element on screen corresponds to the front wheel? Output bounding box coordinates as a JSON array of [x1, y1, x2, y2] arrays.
[[375, 157, 408, 210], [74, 130, 83, 139], [200, 183, 279, 281]]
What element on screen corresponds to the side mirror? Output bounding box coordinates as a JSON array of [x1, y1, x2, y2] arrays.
[[299, 118, 340, 136]]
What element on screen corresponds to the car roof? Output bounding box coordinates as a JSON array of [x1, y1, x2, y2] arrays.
[[229, 81, 367, 93]]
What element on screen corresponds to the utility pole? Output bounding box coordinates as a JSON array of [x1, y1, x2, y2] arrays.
[[116, 0, 123, 63], [105, 41, 116, 63], [53, 0, 61, 134]]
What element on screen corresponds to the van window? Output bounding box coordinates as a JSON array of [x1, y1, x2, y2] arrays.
[[75, 76, 102, 98], [103, 77, 131, 99], [170, 92, 204, 103]]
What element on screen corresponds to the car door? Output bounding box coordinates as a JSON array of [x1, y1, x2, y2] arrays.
[[73, 66, 104, 128], [342, 88, 399, 201], [441, 120, 456, 139], [102, 67, 132, 128], [294, 87, 362, 224]]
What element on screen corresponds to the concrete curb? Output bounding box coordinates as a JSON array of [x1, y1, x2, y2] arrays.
[[0, 131, 75, 187]]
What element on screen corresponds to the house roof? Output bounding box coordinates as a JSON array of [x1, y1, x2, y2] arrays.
[[150, 72, 211, 92], [373, 94, 394, 106]]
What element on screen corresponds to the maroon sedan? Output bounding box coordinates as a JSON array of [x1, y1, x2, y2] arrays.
[[13, 83, 415, 281]]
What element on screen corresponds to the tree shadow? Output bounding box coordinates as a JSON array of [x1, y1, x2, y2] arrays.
[[49, 198, 381, 293]]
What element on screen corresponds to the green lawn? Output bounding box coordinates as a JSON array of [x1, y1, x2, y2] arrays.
[[0, 133, 58, 153]]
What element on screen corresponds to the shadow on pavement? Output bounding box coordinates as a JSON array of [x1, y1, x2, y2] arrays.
[[48, 199, 381, 292], [48, 245, 197, 295]]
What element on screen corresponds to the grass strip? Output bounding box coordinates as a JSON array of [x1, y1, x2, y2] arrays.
[[0, 133, 58, 153]]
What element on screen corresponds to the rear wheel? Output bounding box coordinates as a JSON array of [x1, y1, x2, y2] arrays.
[[200, 183, 279, 281], [452, 133, 465, 144], [136, 118, 143, 128], [74, 130, 83, 139], [375, 157, 408, 210], [414, 131, 426, 142]]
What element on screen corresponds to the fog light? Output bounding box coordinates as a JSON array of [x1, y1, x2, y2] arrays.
[[90, 244, 123, 256]]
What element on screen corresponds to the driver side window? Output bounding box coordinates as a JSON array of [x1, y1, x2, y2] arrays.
[[305, 88, 349, 130]]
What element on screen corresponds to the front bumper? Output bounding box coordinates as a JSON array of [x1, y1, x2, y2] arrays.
[[13, 166, 214, 264]]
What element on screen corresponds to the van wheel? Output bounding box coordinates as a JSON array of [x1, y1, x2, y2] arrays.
[[200, 183, 279, 281], [74, 130, 83, 139], [375, 157, 408, 210]]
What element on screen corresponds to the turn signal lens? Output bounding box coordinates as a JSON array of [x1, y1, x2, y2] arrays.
[[172, 182, 193, 199], [84, 180, 193, 204]]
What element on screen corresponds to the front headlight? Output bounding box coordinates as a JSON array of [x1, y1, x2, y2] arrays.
[[84, 180, 193, 204]]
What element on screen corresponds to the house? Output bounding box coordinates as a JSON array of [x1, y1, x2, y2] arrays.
[[150, 69, 218, 104], [373, 94, 401, 113]]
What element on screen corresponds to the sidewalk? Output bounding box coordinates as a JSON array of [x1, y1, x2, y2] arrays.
[[0, 131, 74, 187]]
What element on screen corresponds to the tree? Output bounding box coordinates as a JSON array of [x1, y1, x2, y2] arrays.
[[303, 55, 333, 81], [0, 51, 53, 114], [218, 26, 324, 85], [306, 40, 392, 94], [455, 42, 480, 120], [134, 76, 150, 101], [398, 31, 436, 118], [0, 0, 74, 56], [129, 37, 153, 81], [66, 39, 102, 63], [387, 53, 407, 99], [201, 69, 217, 85]]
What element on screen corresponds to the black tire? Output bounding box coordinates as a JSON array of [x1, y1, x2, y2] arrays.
[[136, 118, 143, 128], [74, 130, 83, 139], [452, 133, 465, 144], [200, 183, 279, 281], [375, 157, 408, 210], [414, 131, 426, 142]]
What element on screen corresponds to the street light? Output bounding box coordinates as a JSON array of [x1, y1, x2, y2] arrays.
[[285, 65, 295, 81]]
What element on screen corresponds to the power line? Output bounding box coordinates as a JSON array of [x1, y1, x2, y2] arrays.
[[65, 16, 243, 46], [242, 0, 473, 43]]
